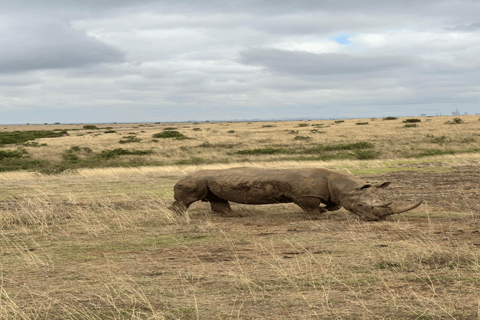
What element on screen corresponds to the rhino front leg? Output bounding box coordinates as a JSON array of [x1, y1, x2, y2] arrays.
[[205, 192, 241, 217], [293, 197, 326, 217]]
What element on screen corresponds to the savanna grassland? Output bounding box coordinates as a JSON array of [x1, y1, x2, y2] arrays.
[[1, 116, 480, 319]]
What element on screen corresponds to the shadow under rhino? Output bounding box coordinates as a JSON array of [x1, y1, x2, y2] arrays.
[[169, 167, 423, 221]]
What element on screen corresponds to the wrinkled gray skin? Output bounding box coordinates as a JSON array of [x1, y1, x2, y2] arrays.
[[170, 167, 422, 221]]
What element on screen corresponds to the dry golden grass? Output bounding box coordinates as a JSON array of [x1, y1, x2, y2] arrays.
[[1, 118, 480, 319], [2, 115, 480, 169]]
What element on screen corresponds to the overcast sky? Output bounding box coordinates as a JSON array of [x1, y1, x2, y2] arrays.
[[1, 0, 480, 123]]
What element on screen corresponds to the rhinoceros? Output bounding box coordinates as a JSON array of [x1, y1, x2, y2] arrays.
[[169, 167, 422, 221]]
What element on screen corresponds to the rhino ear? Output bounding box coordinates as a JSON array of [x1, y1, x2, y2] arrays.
[[356, 184, 372, 190], [374, 182, 391, 189]]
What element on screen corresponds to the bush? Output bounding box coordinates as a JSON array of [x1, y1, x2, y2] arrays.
[[310, 129, 325, 134], [334, 120, 344, 123], [192, 128, 202, 131], [163, 127, 177, 130], [383, 116, 397, 120], [0, 149, 26, 160], [297, 123, 309, 127], [119, 136, 141, 143], [152, 131, 189, 140], [262, 125, 275, 128], [294, 136, 310, 141], [0, 130, 68, 145], [104, 130, 117, 133], [445, 118, 464, 124], [228, 130, 235, 133], [354, 149, 380, 160], [404, 124, 418, 128], [304, 141, 374, 154], [83, 125, 98, 130], [98, 148, 153, 159], [403, 119, 421, 123], [356, 122, 369, 125], [236, 148, 291, 155]]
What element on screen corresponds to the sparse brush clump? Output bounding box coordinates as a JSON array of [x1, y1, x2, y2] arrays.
[[294, 135, 310, 140], [425, 134, 448, 144], [445, 118, 464, 124], [98, 148, 153, 159], [235, 148, 292, 155], [403, 118, 421, 123], [356, 122, 369, 125], [163, 127, 177, 130], [0, 130, 68, 145], [404, 123, 419, 128], [335, 120, 344, 123], [104, 130, 116, 133], [119, 135, 141, 143], [228, 130, 235, 133], [310, 129, 325, 133], [152, 131, 189, 140], [192, 128, 202, 131], [83, 125, 98, 130], [297, 123, 309, 127], [383, 116, 397, 120]]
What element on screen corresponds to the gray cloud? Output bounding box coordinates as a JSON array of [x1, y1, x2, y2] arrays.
[[239, 48, 417, 75], [0, 19, 124, 73]]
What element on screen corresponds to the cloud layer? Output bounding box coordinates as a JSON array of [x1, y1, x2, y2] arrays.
[[1, 1, 480, 123]]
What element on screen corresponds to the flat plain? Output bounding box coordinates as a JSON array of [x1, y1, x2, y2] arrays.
[[1, 116, 480, 319]]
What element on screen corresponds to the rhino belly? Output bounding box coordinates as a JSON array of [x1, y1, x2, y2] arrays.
[[207, 180, 293, 204]]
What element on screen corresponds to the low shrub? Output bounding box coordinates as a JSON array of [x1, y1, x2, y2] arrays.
[[0, 149, 26, 160], [0, 130, 68, 145], [403, 119, 421, 123], [297, 123, 309, 127], [104, 130, 116, 133], [228, 130, 235, 133], [235, 148, 291, 155], [192, 128, 202, 131], [356, 122, 369, 125], [383, 116, 397, 120], [163, 127, 177, 130], [98, 148, 153, 159], [404, 124, 418, 128], [119, 136, 141, 143], [83, 125, 98, 130], [310, 129, 325, 134], [152, 131, 189, 140], [294, 136, 310, 141], [335, 120, 344, 123], [445, 118, 464, 124]]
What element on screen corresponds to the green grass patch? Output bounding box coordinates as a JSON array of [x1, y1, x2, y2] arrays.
[[235, 148, 292, 155], [294, 135, 310, 141], [98, 148, 153, 159], [152, 131, 190, 140], [119, 136, 141, 143], [0, 130, 68, 145], [404, 123, 418, 128], [305, 141, 374, 153], [0, 149, 26, 160], [408, 148, 480, 158]]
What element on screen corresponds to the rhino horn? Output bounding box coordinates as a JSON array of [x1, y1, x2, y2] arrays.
[[355, 200, 423, 221]]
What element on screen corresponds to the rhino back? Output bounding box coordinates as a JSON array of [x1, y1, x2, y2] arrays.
[[184, 167, 333, 204]]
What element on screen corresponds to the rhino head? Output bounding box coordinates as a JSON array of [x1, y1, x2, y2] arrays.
[[340, 182, 422, 221]]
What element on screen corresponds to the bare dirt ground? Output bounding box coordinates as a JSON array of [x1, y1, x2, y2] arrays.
[[1, 162, 480, 319]]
